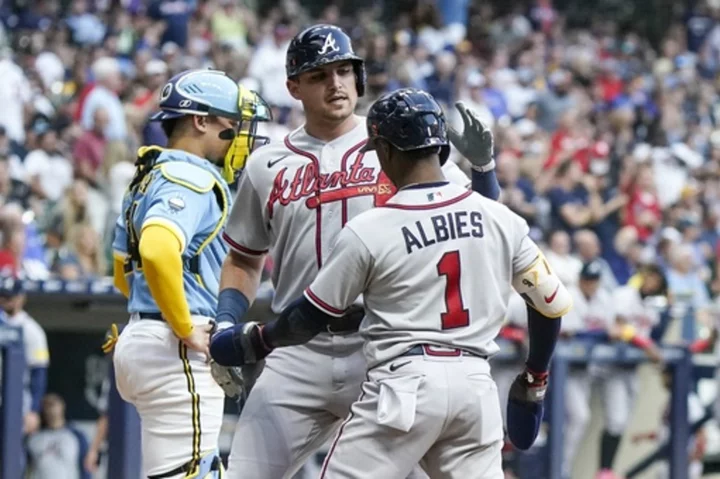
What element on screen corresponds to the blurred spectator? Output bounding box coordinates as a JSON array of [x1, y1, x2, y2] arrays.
[[450, 70, 495, 129], [55, 224, 107, 280], [0, 47, 32, 144], [535, 69, 575, 132], [147, 0, 197, 49], [666, 243, 711, 312], [0, 156, 30, 209], [23, 117, 73, 204], [0, 209, 27, 277], [72, 108, 108, 189], [0, 126, 25, 181], [64, 0, 106, 46], [246, 20, 297, 109], [211, 0, 251, 52], [80, 57, 126, 143], [25, 394, 90, 479], [543, 229, 582, 288], [546, 160, 596, 234], [0, 203, 49, 280], [573, 229, 618, 292], [496, 152, 538, 225], [46, 179, 93, 253], [622, 163, 662, 242]]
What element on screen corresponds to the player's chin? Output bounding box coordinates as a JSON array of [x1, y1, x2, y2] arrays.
[[322, 103, 353, 122]]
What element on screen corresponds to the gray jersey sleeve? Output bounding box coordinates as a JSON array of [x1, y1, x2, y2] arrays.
[[304, 226, 372, 318], [510, 213, 539, 274], [223, 169, 271, 256]]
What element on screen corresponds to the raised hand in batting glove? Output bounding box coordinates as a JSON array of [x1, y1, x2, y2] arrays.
[[447, 101, 495, 172], [506, 368, 548, 450]]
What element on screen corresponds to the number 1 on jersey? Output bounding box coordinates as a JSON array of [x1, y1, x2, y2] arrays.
[[437, 250, 470, 329]]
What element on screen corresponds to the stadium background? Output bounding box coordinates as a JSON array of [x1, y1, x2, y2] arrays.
[[3, 0, 720, 477]]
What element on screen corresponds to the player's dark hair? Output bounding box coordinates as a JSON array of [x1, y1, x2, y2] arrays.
[[161, 118, 180, 139]]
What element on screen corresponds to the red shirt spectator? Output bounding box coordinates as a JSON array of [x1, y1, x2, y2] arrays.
[[72, 108, 109, 185], [623, 165, 662, 241]]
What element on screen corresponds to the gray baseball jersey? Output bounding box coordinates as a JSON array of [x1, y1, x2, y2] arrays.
[[303, 182, 541, 368], [223, 117, 469, 336]]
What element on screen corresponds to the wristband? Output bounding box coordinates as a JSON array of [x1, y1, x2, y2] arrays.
[[216, 288, 250, 325], [630, 335, 653, 350], [471, 158, 496, 173]]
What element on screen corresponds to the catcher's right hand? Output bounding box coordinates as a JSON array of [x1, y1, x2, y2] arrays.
[[506, 369, 548, 450]]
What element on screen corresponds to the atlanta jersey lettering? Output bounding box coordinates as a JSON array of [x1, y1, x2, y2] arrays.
[[303, 182, 544, 368], [223, 118, 471, 314]]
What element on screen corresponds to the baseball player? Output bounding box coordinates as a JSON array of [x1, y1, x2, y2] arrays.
[[594, 264, 667, 479], [108, 69, 271, 479], [211, 87, 572, 478], [208, 25, 502, 479], [0, 276, 49, 436], [560, 260, 615, 479]]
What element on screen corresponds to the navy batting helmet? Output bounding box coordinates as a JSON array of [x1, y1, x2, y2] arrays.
[[361, 88, 450, 165], [286, 24, 366, 97]]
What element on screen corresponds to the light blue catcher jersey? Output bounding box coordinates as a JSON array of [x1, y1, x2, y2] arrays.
[[112, 149, 231, 317]]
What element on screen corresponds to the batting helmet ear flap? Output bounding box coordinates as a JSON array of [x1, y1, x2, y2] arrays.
[[353, 60, 366, 97]]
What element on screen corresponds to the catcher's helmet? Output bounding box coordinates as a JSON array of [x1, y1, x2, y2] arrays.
[[148, 69, 272, 182], [361, 88, 450, 165], [286, 24, 366, 97]]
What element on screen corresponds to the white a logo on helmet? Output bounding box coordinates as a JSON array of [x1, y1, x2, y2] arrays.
[[178, 99, 192, 108], [319, 33, 340, 55]]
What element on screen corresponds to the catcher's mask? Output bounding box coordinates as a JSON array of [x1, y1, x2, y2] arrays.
[[219, 86, 272, 182]]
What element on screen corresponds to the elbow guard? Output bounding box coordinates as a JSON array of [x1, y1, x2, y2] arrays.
[[513, 254, 572, 318]]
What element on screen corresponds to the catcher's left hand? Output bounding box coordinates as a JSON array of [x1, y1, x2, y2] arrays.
[[447, 101, 495, 172], [506, 369, 548, 450]]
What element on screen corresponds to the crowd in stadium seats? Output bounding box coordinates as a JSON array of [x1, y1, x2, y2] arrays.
[[5, 0, 720, 477]]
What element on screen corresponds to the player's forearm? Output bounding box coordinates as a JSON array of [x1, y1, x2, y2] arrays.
[[29, 366, 47, 413], [216, 250, 265, 325], [525, 304, 562, 374], [91, 415, 108, 450], [112, 253, 130, 298], [262, 297, 331, 347], [210, 296, 329, 366], [471, 169, 500, 200], [138, 225, 193, 338]]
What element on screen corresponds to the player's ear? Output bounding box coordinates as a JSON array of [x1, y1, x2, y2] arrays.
[[192, 115, 209, 134], [287, 79, 301, 100]]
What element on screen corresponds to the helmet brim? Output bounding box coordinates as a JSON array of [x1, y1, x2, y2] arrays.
[[149, 110, 186, 122]]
